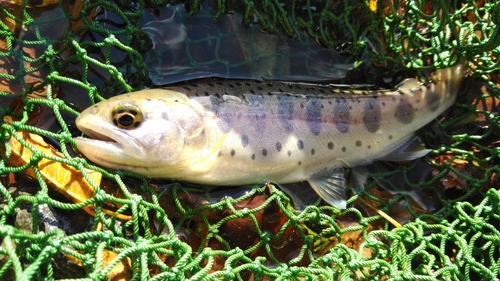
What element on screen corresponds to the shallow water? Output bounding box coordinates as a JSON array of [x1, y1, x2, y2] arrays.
[[141, 1, 354, 85]]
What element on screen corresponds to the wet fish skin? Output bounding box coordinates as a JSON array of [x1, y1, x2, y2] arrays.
[[73, 63, 466, 209]]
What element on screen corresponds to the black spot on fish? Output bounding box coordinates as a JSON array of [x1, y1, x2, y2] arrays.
[[297, 140, 304, 150], [311, 148, 315, 155], [425, 90, 440, 112], [231, 149, 235, 156], [287, 150, 291, 156], [276, 142, 282, 152], [298, 161, 302, 165], [367, 145, 371, 149], [356, 141, 362, 147], [306, 98, 322, 135], [277, 95, 294, 132], [262, 148, 268, 156], [241, 134, 249, 147], [388, 135, 393, 140], [251, 153, 256, 160], [333, 98, 350, 133], [395, 97, 415, 124], [342, 146, 346, 152], [328, 142, 334, 149], [363, 99, 381, 132]]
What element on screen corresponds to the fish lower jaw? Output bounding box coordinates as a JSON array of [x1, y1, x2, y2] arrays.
[[73, 137, 153, 169]]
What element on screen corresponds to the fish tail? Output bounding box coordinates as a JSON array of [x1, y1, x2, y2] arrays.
[[432, 60, 467, 101]]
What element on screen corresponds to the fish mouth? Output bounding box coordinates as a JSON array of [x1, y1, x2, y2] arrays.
[[79, 126, 116, 143], [73, 114, 153, 168]]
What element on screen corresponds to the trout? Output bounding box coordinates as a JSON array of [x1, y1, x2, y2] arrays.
[[74, 63, 465, 209]]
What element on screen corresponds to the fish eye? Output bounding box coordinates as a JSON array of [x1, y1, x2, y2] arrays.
[[111, 103, 143, 129]]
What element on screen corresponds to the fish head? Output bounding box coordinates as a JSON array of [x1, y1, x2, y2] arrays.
[[74, 89, 206, 170]]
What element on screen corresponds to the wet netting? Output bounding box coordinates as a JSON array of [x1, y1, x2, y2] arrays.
[[0, 0, 499, 280]]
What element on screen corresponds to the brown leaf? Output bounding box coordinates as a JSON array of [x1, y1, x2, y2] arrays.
[[5, 130, 101, 216]]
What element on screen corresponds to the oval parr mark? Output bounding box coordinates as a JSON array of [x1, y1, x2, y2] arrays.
[[244, 94, 267, 133], [277, 95, 294, 132], [230, 149, 235, 156], [244, 94, 266, 106], [327, 142, 334, 150], [161, 112, 169, 120], [395, 98, 415, 124], [333, 99, 350, 133], [356, 140, 362, 147], [425, 90, 440, 112], [363, 99, 381, 132], [251, 111, 266, 134], [213, 105, 233, 133], [311, 148, 315, 155], [262, 148, 268, 156], [306, 98, 322, 135]]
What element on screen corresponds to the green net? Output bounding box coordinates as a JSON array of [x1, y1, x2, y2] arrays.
[[0, 0, 499, 280]]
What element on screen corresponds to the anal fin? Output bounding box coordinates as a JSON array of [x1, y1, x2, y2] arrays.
[[307, 168, 346, 209]]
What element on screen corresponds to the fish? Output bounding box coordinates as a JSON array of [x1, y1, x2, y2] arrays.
[[73, 62, 466, 209]]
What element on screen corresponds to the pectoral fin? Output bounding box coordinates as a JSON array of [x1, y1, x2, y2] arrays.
[[307, 168, 346, 209]]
